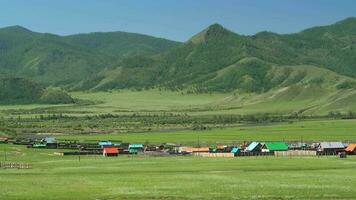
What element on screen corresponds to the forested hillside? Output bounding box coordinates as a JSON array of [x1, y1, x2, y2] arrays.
[[0, 18, 356, 95]]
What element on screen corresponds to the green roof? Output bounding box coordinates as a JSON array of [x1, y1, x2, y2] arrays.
[[265, 142, 288, 151]]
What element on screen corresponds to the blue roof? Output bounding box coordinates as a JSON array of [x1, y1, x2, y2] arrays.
[[99, 141, 112, 146], [246, 142, 260, 151], [230, 147, 239, 153], [129, 144, 144, 148], [44, 137, 56, 144]]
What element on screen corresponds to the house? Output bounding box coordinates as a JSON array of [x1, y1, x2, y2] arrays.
[[345, 144, 356, 155], [103, 147, 119, 157], [318, 142, 345, 155], [98, 141, 112, 147], [245, 142, 262, 152], [0, 137, 8, 143], [43, 137, 57, 148], [262, 142, 288, 152], [129, 144, 144, 154]]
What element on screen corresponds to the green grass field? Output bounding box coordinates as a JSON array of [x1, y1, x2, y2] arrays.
[[1, 91, 356, 199], [1, 89, 355, 119], [1, 144, 356, 200]]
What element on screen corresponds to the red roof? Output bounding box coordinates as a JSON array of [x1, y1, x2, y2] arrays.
[[346, 144, 356, 152], [0, 137, 8, 141], [103, 147, 119, 154]]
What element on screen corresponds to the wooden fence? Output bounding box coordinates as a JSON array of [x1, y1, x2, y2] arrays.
[[192, 152, 235, 158], [274, 150, 317, 157], [0, 162, 32, 169]]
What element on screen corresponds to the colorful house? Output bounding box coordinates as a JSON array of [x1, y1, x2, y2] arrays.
[[245, 142, 262, 152], [345, 144, 356, 154], [103, 147, 119, 157], [262, 142, 288, 152], [129, 144, 144, 154]]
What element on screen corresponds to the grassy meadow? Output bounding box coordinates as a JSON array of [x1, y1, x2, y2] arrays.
[[1, 90, 356, 199], [57, 119, 356, 145], [0, 144, 356, 200]]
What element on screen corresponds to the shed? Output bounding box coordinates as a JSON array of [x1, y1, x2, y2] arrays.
[[128, 144, 144, 154], [345, 144, 356, 154], [263, 142, 288, 152], [245, 142, 262, 152], [318, 142, 345, 155], [103, 147, 119, 157]]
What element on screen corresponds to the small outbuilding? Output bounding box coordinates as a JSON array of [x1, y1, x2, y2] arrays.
[[318, 142, 345, 155], [129, 144, 144, 154], [103, 147, 119, 157], [345, 144, 356, 155]]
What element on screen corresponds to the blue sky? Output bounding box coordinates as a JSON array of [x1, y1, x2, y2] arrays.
[[0, 0, 355, 41]]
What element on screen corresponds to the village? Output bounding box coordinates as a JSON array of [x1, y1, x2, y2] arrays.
[[1, 136, 355, 158]]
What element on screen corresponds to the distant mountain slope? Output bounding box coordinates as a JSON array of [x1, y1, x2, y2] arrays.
[[90, 18, 356, 92], [0, 26, 180, 86]]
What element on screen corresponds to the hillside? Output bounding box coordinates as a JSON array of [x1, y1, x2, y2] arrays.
[[0, 26, 180, 86], [87, 18, 356, 93], [0, 77, 75, 104], [0, 18, 356, 112]]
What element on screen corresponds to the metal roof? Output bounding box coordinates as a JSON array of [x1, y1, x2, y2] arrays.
[[103, 147, 119, 154], [230, 147, 239, 153], [129, 144, 144, 148], [265, 142, 289, 151], [99, 141, 112, 146], [319, 142, 344, 149], [346, 144, 356, 152], [246, 142, 260, 151]]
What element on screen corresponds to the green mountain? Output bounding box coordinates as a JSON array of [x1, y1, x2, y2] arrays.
[[88, 18, 356, 92], [1, 18, 356, 108], [0, 26, 180, 86]]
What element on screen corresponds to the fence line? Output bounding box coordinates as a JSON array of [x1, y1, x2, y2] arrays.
[[0, 162, 32, 169]]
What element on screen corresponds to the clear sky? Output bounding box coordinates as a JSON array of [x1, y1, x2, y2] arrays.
[[0, 0, 355, 41]]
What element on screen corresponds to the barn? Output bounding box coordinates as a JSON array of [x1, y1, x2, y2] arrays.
[[103, 147, 119, 157]]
